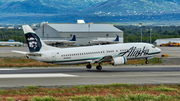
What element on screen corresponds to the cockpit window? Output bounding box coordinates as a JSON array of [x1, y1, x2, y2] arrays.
[[152, 46, 156, 48]]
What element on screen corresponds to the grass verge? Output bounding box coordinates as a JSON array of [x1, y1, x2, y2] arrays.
[[0, 83, 179, 100]]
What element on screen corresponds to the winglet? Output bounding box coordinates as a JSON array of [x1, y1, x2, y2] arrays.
[[70, 35, 76, 41]]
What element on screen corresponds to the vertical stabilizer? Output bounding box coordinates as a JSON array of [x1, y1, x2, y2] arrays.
[[70, 35, 76, 41], [22, 25, 50, 52], [114, 35, 119, 41]]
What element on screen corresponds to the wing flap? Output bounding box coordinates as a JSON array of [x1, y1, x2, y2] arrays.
[[93, 55, 113, 63]]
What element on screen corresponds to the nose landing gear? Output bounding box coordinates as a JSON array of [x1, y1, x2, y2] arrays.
[[145, 58, 149, 64]]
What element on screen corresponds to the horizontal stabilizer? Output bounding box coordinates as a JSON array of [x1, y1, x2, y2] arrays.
[[11, 50, 29, 54]]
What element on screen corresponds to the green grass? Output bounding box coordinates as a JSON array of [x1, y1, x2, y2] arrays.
[[30, 96, 58, 101], [150, 86, 178, 92], [0, 83, 179, 100], [126, 58, 162, 65], [149, 58, 162, 64], [28, 93, 180, 101]]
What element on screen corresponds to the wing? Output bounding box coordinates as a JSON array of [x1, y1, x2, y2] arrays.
[[92, 55, 113, 63], [92, 55, 127, 65], [43, 40, 75, 44], [89, 40, 108, 44]]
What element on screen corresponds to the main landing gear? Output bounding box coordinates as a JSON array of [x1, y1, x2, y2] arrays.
[[86, 64, 92, 69], [145, 58, 149, 64], [96, 64, 102, 70], [86, 63, 102, 70]]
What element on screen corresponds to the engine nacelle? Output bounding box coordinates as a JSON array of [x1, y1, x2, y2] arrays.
[[111, 57, 127, 65]]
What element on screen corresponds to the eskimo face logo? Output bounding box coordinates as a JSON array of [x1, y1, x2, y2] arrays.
[[25, 33, 41, 52], [28, 37, 38, 49]]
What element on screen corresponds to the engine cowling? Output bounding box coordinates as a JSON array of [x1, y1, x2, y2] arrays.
[[111, 57, 127, 65]]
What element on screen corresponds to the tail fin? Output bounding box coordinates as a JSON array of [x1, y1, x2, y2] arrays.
[[22, 25, 49, 52], [69, 35, 76, 41], [114, 35, 119, 41]]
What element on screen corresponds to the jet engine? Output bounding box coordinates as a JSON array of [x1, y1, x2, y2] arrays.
[[111, 57, 127, 65]]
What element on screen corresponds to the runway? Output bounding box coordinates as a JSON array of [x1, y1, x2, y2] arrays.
[[0, 65, 180, 88], [0, 46, 180, 88]]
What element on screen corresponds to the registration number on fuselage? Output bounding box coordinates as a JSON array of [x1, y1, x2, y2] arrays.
[[64, 57, 71, 59]]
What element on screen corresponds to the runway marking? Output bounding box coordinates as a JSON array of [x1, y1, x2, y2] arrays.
[[110, 74, 180, 77], [0, 69, 19, 70], [0, 73, 78, 78]]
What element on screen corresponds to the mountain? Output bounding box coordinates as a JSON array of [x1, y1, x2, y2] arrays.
[[41, 0, 107, 10], [84, 0, 180, 16], [0, 0, 77, 14], [0, 0, 107, 11], [1, 0, 180, 24]]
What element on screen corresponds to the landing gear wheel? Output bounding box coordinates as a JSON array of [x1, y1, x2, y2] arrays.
[[145, 58, 149, 64], [96, 65, 102, 70], [86, 64, 92, 69]]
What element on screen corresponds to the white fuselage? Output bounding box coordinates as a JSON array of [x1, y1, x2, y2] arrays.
[[89, 40, 119, 44], [28, 43, 161, 65]]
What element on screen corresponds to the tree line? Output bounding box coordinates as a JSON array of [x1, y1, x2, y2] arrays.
[[115, 25, 180, 43], [0, 29, 26, 43]]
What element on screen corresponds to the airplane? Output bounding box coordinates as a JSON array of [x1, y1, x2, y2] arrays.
[[43, 35, 76, 46], [89, 35, 119, 45], [12, 25, 161, 70], [0, 39, 23, 46]]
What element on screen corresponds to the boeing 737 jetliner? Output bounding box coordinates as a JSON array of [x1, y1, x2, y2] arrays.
[[43, 35, 76, 46], [89, 35, 119, 45], [13, 25, 161, 70]]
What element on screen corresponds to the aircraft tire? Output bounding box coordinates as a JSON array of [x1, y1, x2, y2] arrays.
[[86, 64, 92, 69], [96, 65, 102, 70]]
